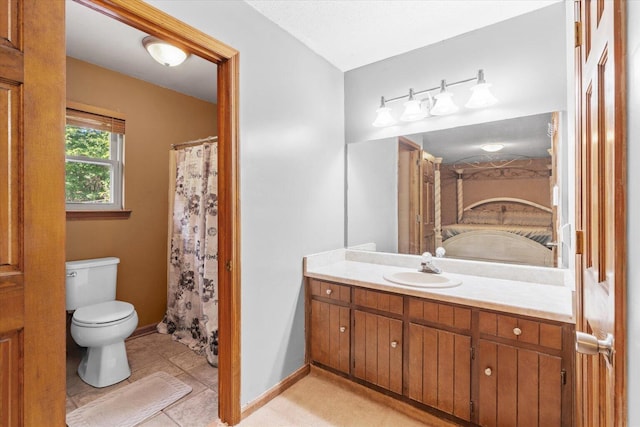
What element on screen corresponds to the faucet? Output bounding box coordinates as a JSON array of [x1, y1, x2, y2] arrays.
[[419, 252, 442, 274]]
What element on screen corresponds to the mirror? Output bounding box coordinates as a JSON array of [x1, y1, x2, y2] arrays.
[[347, 111, 569, 268]]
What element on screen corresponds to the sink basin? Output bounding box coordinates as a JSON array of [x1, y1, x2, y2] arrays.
[[383, 271, 462, 288]]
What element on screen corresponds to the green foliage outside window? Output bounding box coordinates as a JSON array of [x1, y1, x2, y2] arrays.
[[65, 126, 112, 203]]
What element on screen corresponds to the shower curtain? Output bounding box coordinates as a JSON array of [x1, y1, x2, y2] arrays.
[[157, 142, 219, 366]]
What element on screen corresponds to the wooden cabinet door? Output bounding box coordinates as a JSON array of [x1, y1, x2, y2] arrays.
[[407, 323, 471, 421], [353, 310, 402, 394], [0, 1, 66, 425], [477, 340, 563, 427], [310, 300, 350, 374]]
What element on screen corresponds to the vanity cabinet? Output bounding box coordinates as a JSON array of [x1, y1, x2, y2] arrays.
[[476, 311, 572, 427], [308, 279, 350, 374], [407, 298, 472, 421], [352, 288, 403, 394], [305, 278, 574, 426]]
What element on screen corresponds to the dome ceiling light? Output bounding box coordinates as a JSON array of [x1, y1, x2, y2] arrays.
[[142, 36, 189, 67]]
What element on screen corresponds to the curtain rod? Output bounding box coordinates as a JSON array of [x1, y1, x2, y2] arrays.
[[171, 136, 218, 150]]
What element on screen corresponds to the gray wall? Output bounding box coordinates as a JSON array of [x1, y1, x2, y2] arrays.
[[148, 1, 345, 405], [627, 0, 639, 423], [345, 3, 567, 144], [347, 138, 398, 252]]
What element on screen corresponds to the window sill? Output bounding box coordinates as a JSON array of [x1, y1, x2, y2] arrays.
[[66, 210, 132, 220]]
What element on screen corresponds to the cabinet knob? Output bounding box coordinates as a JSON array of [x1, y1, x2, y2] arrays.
[[484, 368, 492, 376], [326, 289, 333, 295], [339, 326, 346, 333], [391, 341, 398, 348], [513, 327, 522, 336]]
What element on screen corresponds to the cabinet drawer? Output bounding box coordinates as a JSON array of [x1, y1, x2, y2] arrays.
[[309, 279, 350, 302], [353, 288, 403, 315], [408, 297, 471, 331], [478, 311, 563, 350]]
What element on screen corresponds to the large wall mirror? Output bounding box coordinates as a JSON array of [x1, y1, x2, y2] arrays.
[[347, 111, 570, 268], [344, 3, 570, 269]]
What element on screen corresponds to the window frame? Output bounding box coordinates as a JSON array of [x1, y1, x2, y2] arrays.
[[65, 102, 128, 216]]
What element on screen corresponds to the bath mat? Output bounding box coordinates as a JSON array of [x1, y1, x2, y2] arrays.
[[66, 371, 192, 427]]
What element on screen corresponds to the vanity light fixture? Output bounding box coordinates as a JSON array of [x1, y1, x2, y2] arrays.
[[481, 143, 504, 152], [465, 69, 498, 109], [142, 36, 189, 67], [372, 69, 497, 127], [372, 96, 397, 127], [400, 88, 429, 122], [430, 80, 459, 116]]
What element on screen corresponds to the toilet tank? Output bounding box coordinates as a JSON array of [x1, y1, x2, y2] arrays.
[[65, 257, 120, 310]]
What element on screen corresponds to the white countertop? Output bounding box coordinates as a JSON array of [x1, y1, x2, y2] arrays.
[[304, 249, 575, 324]]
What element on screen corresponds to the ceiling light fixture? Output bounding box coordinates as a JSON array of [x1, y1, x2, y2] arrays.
[[372, 69, 497, 127], [481, 143, 504, 152], [142, 36, 189, 67]]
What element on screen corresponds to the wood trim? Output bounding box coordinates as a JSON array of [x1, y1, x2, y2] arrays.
[[398, 136, 421, 151], [73, 1, 242, 424], [66, 210, 132, 220], [241, 364, 310, 420], [23, 1, 67, 425], [66, 100, 126, 120], [128, 323, 158, 339]]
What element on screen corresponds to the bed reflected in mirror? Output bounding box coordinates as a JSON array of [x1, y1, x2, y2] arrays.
[[347, 111, 568, 268]]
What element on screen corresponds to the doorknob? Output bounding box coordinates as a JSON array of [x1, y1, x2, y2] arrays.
[[576, 331, 614, 364]]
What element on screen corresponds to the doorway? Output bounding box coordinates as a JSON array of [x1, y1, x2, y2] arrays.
[[69, 0, 241, 424]]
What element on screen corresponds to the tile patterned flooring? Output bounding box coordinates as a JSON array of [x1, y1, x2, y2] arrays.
[[66, 331, 219, 426]]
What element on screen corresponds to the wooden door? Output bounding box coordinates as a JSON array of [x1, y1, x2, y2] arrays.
[[477, 340, 563, 427], [0, 0, 66, 425], [353, 310, 403, 394], [398, 137, 421, 254], [407, 323, 471, 421], [310, 300, 350, 374], [576, 0, 626, 425], [421, 155, 436, 254]]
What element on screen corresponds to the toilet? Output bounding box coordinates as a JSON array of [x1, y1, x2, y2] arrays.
[[66, 257, 138, 388]]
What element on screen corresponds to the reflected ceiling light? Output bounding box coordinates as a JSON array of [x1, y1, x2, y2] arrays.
[[465, 69, 498, 109], [372, 69, 497, 127], [142, 36, 189, 67], [372, 96, 397, 127], [400, 89, 428, 122], [430, 80, 459, 116], [481, 143, 504, 152]]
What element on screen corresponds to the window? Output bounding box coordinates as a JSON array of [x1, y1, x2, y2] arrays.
[[65, 106, 125, 212]]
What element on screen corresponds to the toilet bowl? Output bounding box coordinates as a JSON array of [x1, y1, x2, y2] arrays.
[[66, 257, 138, 388], [71, 301, 138, 388]]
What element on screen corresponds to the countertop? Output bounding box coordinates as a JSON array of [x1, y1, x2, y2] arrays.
[[304, 249, 575, 324]]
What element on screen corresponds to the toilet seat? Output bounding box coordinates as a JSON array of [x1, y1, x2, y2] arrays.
[[73, 301, 135, 326]]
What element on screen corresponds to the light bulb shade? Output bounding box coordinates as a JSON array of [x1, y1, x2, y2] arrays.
[[372, 106, 397, 127], [430, 91, 458, 116], [465, 83, 498, 108], [143, 36, 189, 67], [400, 99, 427, 122]]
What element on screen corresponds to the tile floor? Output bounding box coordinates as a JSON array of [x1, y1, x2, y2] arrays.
[[66, 331, 219, 426]]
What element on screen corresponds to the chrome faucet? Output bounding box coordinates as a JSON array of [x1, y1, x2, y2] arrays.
[[419, 252, 442, 274]]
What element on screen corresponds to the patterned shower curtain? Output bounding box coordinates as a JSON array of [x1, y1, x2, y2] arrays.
[[158, 142, 219, 366]]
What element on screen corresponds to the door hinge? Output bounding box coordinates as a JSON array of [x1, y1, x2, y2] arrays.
[[225, 260, 232, 271], [416, 214, 421, 224], [471, 347, 475, 361], [575, 21, 582, 47], [561, 369, 567, 385], [575, 230, 584, 255], [470, 401, 474, 416]]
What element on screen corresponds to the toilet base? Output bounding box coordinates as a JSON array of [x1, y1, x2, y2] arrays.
[[77, 340, 131, 388]]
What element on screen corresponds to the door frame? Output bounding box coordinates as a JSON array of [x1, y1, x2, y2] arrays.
[[73, 0, 242, 423]]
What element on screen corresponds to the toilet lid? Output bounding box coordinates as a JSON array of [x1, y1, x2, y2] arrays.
[[73, 301, 135, 325]]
